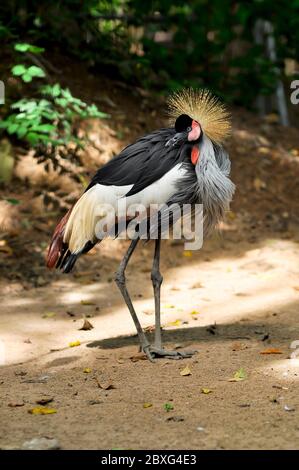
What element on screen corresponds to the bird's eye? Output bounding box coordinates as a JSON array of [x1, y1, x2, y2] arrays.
[[186, 126, 192, 132]]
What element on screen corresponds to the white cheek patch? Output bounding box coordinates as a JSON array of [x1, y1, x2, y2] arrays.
[[188, 126, 201, 142]]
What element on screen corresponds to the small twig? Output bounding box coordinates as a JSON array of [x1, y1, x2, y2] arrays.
[[225, 336, 251, 340], [39, 56, 62, 75], [25, 52, 62, 78]]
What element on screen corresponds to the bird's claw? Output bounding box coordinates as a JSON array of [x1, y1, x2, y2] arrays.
[[147, 346, 197, 360], [142, 344, 156, 363]]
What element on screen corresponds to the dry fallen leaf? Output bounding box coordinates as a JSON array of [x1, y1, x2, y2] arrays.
[[36, 397, 54, 405], [83, 368, 92, 373], [69, 340, 81, 348], [180, 366, 192, 376], [79, 319, 94, 331], [227, 211, 236, 220], [80, 300, 96, 306], [0, 240, 13, 255], [42, 312, 56, 319], [183, 251, 192, 257], [190, 282, 204, 289], [166, 320, 182, 327], [142, 310, 153, 316], [260, 348, 283, 355], [95, 378, 115, 390], [231, 342, 247, 351], [143, 403, 153, 409], [144, 325, 155, 333], [229, 367, 246, 382], [28, 407, 57, 415], [253, 177, 266, 191], [258, 146, 270, 155], [130, 353, 147, 362], [265, 113, 279, 124], [201, 388, 212, 394], [8, 401, 25, 407], [73, 271, 94, 278]]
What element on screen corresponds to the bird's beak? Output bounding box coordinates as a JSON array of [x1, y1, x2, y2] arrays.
[[165, 131, 188, 148]]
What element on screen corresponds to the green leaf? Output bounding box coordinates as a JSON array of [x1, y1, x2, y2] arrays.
[[28, 45, 45, 54], [55, 98, 68, 107], [11, 64, 26, 76], [50, 84, 61, 97], [27, 66, 46, 78], [5, 198, 20, 205], [7, 123, 18, 134], [229, 367, 247, 382], [31, 124, 56, 133], [0, 121, 9, 129], [22, 73, 33, 83], [17, 126, 29, 138], [14, 43, 45, 54], [164, 403, 174, 412], [14, 43, 30, 52], [26, 132, 43, 144]]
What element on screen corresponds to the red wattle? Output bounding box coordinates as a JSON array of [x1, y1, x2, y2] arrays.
[[191, 146, 199, 165]]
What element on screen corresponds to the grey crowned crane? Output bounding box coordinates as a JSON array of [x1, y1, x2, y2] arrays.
[[46, 88, 235, 362]]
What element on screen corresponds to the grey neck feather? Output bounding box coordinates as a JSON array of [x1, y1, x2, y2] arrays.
[[195, 134, 235, 235], [147, 133, 235, 240]]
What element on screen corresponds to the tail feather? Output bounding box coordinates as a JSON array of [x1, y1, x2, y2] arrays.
[[47, 185, 107, 272], [60, 250, 79, 273], [59, 240, 96, 273], [46, 208, 72, 269]]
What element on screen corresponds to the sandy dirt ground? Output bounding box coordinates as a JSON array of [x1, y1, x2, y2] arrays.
[[1, 71, 299, 449]]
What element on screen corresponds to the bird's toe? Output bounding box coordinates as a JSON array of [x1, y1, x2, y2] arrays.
[[149, 347, 197, 360]]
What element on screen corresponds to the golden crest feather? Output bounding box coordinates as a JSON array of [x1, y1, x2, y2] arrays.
[[167, 88, 231, 144]]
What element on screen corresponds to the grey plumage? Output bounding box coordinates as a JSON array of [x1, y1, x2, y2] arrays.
[[148, 134, 235, 239], [195, 135, 235, 235]]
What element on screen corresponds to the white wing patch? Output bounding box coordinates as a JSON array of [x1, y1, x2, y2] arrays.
[[64, 163, 187, 253]]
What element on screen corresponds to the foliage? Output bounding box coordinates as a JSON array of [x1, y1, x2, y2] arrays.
[[0, 1, 297, 210], [0, 38, 108, 180], [0, 85, 106, 147], [12, 64, 46, 82], [0, 0, 299, 130]]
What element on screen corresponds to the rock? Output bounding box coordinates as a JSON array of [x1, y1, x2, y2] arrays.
[[36, 275, 47, 287], [22, 437, 60, 450]]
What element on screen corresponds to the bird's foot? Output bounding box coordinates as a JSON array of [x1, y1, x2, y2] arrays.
[[142, 344, 155, 363], [148, 346, 197, 360]]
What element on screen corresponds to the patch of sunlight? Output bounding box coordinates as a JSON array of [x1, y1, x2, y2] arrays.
[[58, 282, 108, 303], [3, 297, 40, 308], [163, 238, 299, 325], [257, 358, 299, 381]]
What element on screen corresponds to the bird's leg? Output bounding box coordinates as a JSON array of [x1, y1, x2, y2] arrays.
[[151, 237, 163, 349], [149, 237, 197, 360], [114, 238, 153, 362]]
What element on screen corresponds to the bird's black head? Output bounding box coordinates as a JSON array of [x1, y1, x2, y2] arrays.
[[175, 114, 192, 133], [166, 114, 202, 149]]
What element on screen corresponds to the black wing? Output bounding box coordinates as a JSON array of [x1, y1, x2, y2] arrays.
[[86, 128, 191, 197]]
